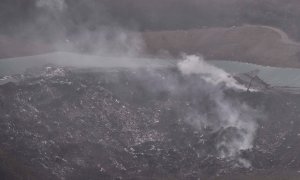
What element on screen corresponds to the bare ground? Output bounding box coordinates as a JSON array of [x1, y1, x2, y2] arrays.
[[143, 25, 300, 68], [2, 25, 300, 68], [0, 36, 53, 58]]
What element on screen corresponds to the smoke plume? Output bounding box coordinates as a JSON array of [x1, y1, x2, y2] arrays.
[[178, 55, 246, 90], [177, 55, 259, 166], [34, 0, 146, 58]]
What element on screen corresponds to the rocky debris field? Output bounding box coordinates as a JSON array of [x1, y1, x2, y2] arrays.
[[1, 65, 300, 179]]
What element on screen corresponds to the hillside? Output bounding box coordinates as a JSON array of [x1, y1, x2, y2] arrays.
[[144, 25, 300, 68], [1, 65, 300, 179], [2, 0, 300, 40], [2, 0, 300, 67], [2, 25, 300, 68]]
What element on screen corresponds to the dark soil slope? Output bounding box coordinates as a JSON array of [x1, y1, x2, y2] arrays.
[[1, 65, 300, 179]]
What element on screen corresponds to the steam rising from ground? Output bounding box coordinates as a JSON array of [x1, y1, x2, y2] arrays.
[[33, 0, 145, 58], [177, 55, 259, 166], [178, 55, 246, 90], [8, 0, 260, 168], [64, 28, 145, 57]]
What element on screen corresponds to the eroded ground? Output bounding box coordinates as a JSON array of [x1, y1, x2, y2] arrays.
[[1, 66, 300, 179]]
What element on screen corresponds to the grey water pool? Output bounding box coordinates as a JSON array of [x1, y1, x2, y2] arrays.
[[1, 52, 300, 87]]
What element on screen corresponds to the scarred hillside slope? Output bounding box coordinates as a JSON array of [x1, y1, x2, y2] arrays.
[[1, 64, 300, 179]]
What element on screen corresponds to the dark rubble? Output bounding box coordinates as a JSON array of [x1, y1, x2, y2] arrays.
[[1, 66, 300, 180]]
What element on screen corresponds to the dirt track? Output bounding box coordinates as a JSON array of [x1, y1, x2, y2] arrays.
[[144, 25, 300, 68], [255, 25, 300, 46]]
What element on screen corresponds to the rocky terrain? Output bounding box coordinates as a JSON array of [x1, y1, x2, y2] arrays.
[[2, 1, 300, 179], [1, 63, 300, 179]]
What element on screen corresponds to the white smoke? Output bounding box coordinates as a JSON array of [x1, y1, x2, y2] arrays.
[[33, 0, 145, 58], [214, 93, 257, 159], [63, 28, 145, 57], [178, 55, 246, 90], [36, 0, 66, 11], [177, 55, 259, 166]]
